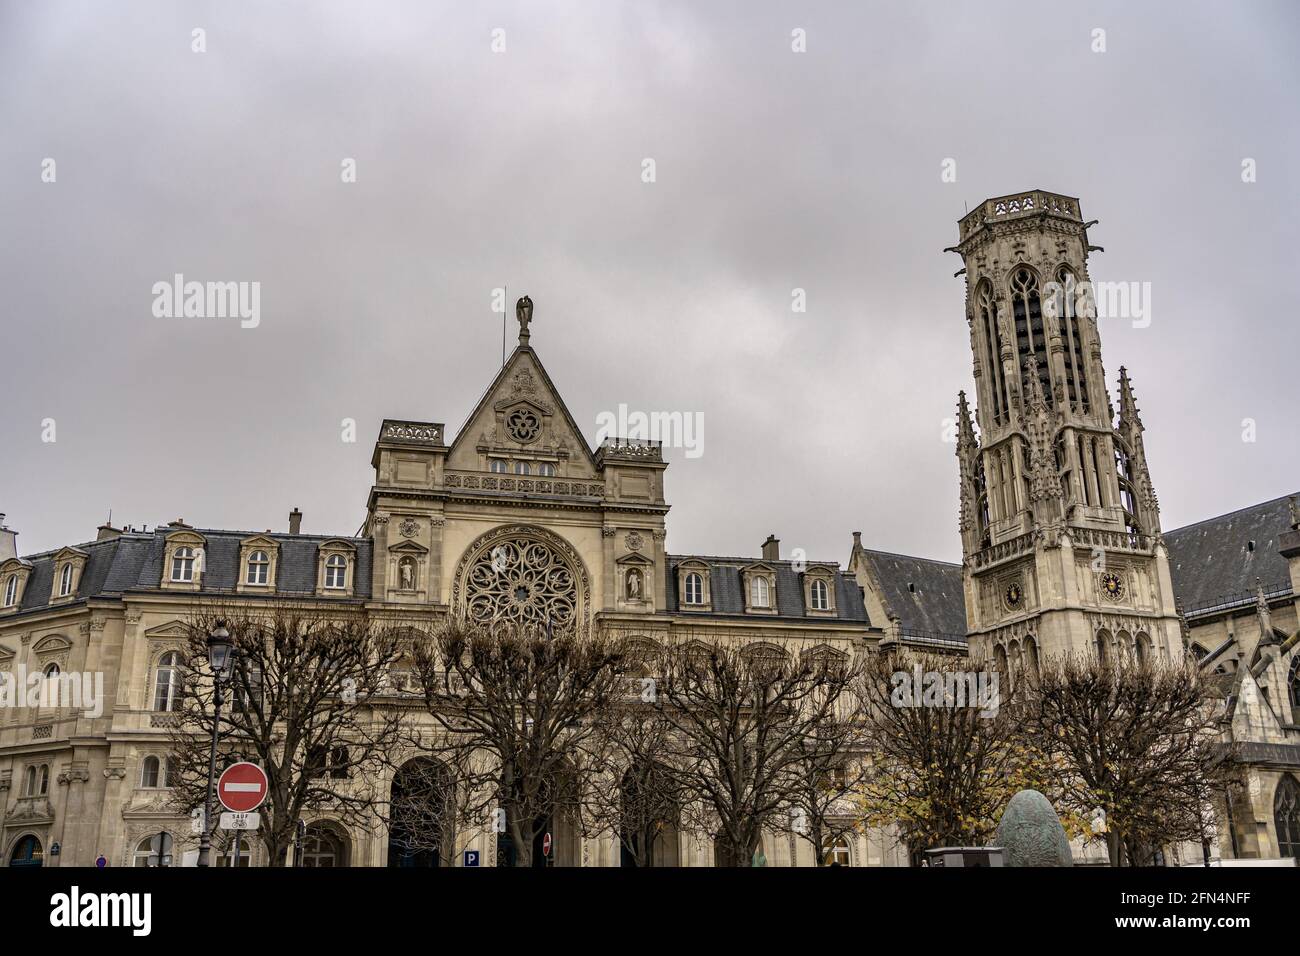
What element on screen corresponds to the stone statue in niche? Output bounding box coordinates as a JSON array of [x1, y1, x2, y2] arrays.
[[399, 557, 416, 591], [626, 568, 642, 601]]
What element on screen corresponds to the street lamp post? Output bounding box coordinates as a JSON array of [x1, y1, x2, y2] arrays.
[[197, 620, 234, 868]]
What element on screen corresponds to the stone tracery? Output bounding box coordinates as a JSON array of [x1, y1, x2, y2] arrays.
[[453, 525, 587, 627]]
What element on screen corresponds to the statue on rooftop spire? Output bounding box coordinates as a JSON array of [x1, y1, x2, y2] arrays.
[[516, 295, 533, 346]]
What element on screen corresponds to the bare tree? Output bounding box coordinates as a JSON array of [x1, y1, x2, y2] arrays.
[[587, 687, 687, 867], [855, 650, 1034, 864], [1025, 652, 1230, 866], [780, 711, 870, 866], [169, 605, 406, 866], [655, 639, 861, 867], [412, 621, 628, 868]]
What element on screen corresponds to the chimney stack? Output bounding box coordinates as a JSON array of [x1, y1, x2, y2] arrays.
[[761, 534, 780, 561], [0, 515, 16, 564], [289, 508, 303, 535], [852, 531, 862, 549], [96, 523, 123, 542]]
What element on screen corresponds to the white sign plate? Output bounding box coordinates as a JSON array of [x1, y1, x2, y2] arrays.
[[220, 811, 260, 831]]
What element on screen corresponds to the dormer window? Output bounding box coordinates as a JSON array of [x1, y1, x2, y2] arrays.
[[171, 547, 195, 582], [58, 563, 74, 597], [246, 550, 270, 585], [676, 561, 712, 611], [802, 569, 837, 616], [741, 564, 778, 615], [325, 554, 347, 589], [4, 574, 17, 607]]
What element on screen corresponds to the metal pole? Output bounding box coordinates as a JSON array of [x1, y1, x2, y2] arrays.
[[197, 672, 224, 867]]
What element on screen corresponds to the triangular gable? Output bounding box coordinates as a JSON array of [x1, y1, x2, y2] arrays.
[[143, 620, 190, 640], [446, 345, 598, 476], [388, 539, 429, 555], [615, 551, 654, 567]]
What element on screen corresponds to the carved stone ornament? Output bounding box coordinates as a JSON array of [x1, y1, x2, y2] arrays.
[[398, 517, 419, 539], [625, 532, 644, 552], [454, 526, 588, 628]]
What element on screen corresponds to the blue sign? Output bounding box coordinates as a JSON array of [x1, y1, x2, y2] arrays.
[[96, 855, 106, 868], [463, 850, 480, 867]]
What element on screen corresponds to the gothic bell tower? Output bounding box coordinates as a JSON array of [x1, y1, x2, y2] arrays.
[[948, 190, 1181, 666]]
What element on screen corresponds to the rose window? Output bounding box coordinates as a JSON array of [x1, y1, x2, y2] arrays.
[[464, 534, 578, 626], [506, 407, 541, 444]]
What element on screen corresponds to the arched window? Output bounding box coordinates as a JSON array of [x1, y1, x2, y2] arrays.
[[823, 836, 852, 867], [810, 579, 830, 611], [751, 576, 770, 608], [994, 644, 1008, 676], [38, 765, 49, 796], [1024, 636, 1040, 675], [489, 459, 507, 474], [514, 461, 530, 475], [3, 574, 16, 607], [154, 651, 180, 712], [9, 835, 43, 867], [1095, 630, 1111, 664], [1135, 632, 1152, 666], [170, 546, 195, 582], [140, 755, 161, 788], [22, 765, 37, 796], [684, 573, 703, 605], [246, 550, 270, 585], [538, 462, 556, 477], [1011, 268, 1052, 406], [324, 555, 347, 589], [43, 661, 61, 680], [976, 281, 1010, 424], [58, 563, 73, 596], [1288, 657, 1300, 724], [134, 832, 174, 867], [302, 826, 345, 868], [1275, 775, 1300, 859], [1055, 266, 1089, 410]]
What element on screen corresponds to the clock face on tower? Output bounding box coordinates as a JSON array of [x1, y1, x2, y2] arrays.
[[1100, 572, 1125, 601], [1004, 582, 1023, 610]]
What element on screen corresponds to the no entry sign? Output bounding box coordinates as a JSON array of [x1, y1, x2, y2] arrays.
[[217, 762, 268, 813]]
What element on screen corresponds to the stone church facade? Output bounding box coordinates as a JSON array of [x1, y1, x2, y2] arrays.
[[1, 190, 1296, 867]]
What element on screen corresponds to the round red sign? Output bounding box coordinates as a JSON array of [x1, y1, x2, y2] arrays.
[[217, 762, 268, 813]]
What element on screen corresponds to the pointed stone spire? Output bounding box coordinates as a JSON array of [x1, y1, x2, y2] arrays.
[[1022, 357, 1048, 415], [1175, 598, 1192, 650], [956, 390, 977, 449], [1117, 366, 1142, 429], [955, 391, 982, 543], [1255, 577, 1276, 642]]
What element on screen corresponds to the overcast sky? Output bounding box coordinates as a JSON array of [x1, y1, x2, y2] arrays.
[[1, 0, 1297, 564]]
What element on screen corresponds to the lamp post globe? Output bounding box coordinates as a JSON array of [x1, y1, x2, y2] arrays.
[[207, 620, 233, 679]]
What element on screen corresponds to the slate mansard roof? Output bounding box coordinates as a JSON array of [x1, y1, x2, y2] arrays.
[[1164, 493, 1298, 616], [7, 528, 373, 614], [665, 555, 869, 624], [856, 549, 967, 639]]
